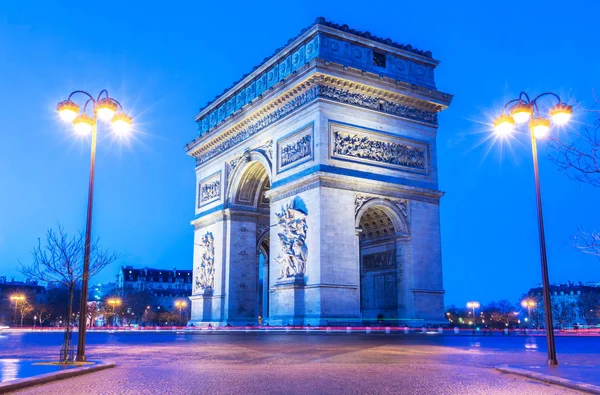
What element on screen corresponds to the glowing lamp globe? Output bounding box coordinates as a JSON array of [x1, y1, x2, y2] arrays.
[[96, 98, 118, 121], [112, 113, 132, 135], [72, 114, 93, 135], [531, 117, 550, 139], [549, 103, 573, 125], [509, 102, 533, 124], [493, 114, 515, 136], [57, 100, 80, 122]]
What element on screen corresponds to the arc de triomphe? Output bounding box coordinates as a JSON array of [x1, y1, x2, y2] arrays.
[[185, 18, 452, 326]]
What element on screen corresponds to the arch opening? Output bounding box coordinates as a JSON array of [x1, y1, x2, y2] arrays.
[[358, 205, 400, 325], [229, 159, 271, 325]]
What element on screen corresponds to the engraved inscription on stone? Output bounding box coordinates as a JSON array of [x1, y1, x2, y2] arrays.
[[333, 128, 426, 171], [194, 232, 215, 292], [362, 251, 396, 270]]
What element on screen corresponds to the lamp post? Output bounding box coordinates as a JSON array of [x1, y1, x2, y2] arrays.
[[57, 90, 132, 362], [466, 301, 480, 325], [493, 92, 572, 366], [107, 298, 122, 327], [175, 300, 187, 324], [10, 295, 25, 327], [521, 299, 536, 328]]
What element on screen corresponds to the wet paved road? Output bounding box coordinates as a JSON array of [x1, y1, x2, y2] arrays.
[[1, 332, 599, 394]]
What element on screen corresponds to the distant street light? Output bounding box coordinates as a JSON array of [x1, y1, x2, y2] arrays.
[[466, 301, 480, 325], [493, 92, 572, 366], [521, 299, 536, 329], [107, 298, 122, 327], [175, 300, 188, 323], [57, 90, 132, 362], [10, 295, 25, 327]]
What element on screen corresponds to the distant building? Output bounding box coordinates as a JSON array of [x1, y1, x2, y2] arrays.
[[527, 281, 600, 328], [116, 266, 193, 311], [0, 276, 47, 304], [0, 276, 47, 325], [89, 282, 117, 302]]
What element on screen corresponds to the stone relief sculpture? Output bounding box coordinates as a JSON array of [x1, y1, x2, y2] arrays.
[[362, 251, 396, 270], [281, 135, 311, 167], [200, 180, 220, 203], [194, 232, 215, 292], [275, 202, 308, 279], [334, 131, 426, 171], [191, 83, 437, 166], [255, 140, 273, 160]]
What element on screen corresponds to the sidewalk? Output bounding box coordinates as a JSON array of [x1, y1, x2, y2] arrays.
[[496, 364, 600, 394]]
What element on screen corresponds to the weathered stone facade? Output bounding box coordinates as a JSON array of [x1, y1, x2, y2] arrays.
[[185, 18, 452, 326]]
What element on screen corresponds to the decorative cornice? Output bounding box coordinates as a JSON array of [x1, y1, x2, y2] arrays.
[[266, 171, 442, 204], [316, 18, 432, 58], [187, 77, 440, 165], [196, 17, 435, 116]]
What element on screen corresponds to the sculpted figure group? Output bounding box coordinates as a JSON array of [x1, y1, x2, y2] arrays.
[[194, 232, 215, 292], [275, 203, 308, 279]]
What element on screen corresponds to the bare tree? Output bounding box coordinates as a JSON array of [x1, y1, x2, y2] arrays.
[[549, 105, 600, 258], [18, 301, 33, 327], [574, 227, 600, 257], [19, 226, 119, 362], [549, 114, 600, 187], [34, 305, 52, 327], [551, 299, 576, 329], [577, 292, 600, 326], [86, 301, 100, 328]]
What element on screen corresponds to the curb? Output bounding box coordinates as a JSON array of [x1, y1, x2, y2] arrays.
[[0, 362, 116, 394], [495, 365, 600, 395]]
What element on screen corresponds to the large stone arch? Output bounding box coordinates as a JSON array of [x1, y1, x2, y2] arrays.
[[356, 197, 410, 326]]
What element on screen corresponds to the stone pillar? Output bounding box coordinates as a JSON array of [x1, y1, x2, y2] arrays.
[[189, 219, 225, 326], [261, 261, 269, 322], [396, 236, 411, 325], [223, 212, 259, 325], [270, 276, 306, 325]]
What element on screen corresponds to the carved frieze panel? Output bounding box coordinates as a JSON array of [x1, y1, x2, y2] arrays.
[[331, 122, 428, 174], [362, 250, 396, 271], [275, 200, 308, 279], [277, 124, 313, 174], [197, 171, 221, 208], [194, 232, 215, 292], [192, 85, 437, 166]]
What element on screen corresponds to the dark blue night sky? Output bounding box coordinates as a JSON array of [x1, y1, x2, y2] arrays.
[[1, 0, 599, 306]]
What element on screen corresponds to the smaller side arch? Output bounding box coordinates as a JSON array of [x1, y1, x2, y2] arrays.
[[355, 198, 409, 235], [226, 150, 272, 208]]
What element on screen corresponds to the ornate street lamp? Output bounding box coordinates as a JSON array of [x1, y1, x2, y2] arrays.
[[57, 90, 132, 362], [493, 92, 572, 366]]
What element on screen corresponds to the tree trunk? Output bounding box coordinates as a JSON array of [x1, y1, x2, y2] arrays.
[[62, 286, 74, 363]]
